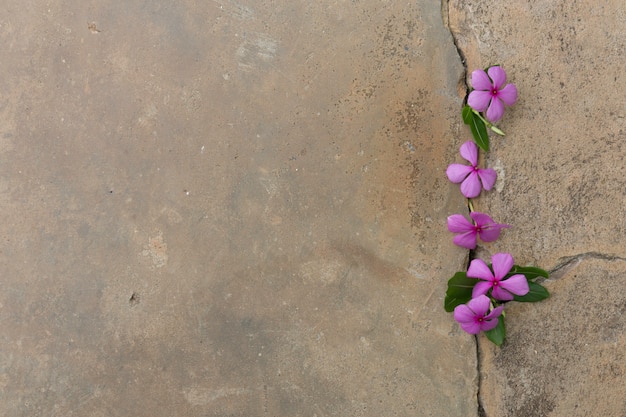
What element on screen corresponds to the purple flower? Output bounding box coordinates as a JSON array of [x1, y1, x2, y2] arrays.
[[468, 253, 529, 301], [468, 66, 518, 123], [446, 141, 497, 198], [453, 294, 504, 334], [447, 212, 511, 249]]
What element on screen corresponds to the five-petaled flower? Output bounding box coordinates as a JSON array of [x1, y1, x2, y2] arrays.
[[453, 294, 504, 334], [447, 212, 510, 250], [446, 141, 497, 198], [468, 66, 518, 123], [468, 253, 529, 301]]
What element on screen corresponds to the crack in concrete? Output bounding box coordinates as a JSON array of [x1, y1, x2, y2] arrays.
[[442, 5, 626, 415], [442, 1, 485, 416], [550, 252, 626, 279], [441, 0, 468, 99]]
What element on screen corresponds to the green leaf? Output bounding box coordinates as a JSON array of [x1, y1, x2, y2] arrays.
[[444, 272, 476, 312], [462, 105, 473, 124], [462, 106, 490, 151], [484, 316, 505, 346], [509, 265, 550, 281], [468, 111, 490, 152], [513, 281, 550, 302]]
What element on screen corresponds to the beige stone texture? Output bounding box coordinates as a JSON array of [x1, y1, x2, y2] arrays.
[[450, 1, 626, 416], [479, 257, 626, 416], [0, 1, 475, 416]]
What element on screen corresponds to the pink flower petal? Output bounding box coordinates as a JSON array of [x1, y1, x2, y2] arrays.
[[454, 303, 483, 334], [446, 164, 473, 183], [453, 304, 476, 323], [466, 294, 491, 315], [467, 259, 493, 280], [460, 173, 482, 198], [470, 212, 496, 226], [453, 231, 477, 249], [459, 141, 478, 165], [468, 90, 492, 112], [491, 286, 515, 301], [484, 305, 504, 321], [477, 168, 497, 191], [491, 253, 514, 279], [498, 84, 518, 106], [487, 66, 507, 89], [500, 274, 530, 296], [478, 223, 510, 242], [480, 316, 500, 332], [472, 281, 493, 298], [486, 97, 505, 122], [471, 69, 492, 91], [447, 214, 474, 233], [459, 321, 482, 334]]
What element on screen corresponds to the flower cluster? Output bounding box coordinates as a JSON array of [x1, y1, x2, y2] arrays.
[[444, 66, 549, 346]]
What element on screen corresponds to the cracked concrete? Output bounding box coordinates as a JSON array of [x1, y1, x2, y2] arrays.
[[479, 257, 626, 416], [550, 252, 626, 279], [449, 0, 626, 415], [2, 0, 623, 415], [443, 6, 490, 417]]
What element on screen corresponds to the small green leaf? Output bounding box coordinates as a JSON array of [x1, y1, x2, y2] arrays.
[[462, 105, 473, 124], [509, 265, 550, 281], [513, 282, 550, 302], [468, 112, 490, 152], [462, 106, 490, 151], [484, 316, 505, 346], [444, 272, 476, 312]]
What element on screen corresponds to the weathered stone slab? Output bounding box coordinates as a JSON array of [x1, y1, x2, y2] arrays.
[[449, 1, 626, 415], [449, 0, 626, 268], [479, 258, 626, 416], [0, 0, 474, 415]]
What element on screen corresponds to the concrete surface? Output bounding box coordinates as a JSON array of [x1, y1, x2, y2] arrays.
[[0, 1, 476, 416], [479, 258, 626, 416], [450, 1, 626, 416]]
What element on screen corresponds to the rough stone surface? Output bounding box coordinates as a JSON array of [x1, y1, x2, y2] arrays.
[[0, 1, 475, 416], [479, 258, 626, 417], [449, 0, 626, 268], [449, 1, 626, 416]]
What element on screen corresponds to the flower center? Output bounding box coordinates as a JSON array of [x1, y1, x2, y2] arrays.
[[491, 87, 499, 97]]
